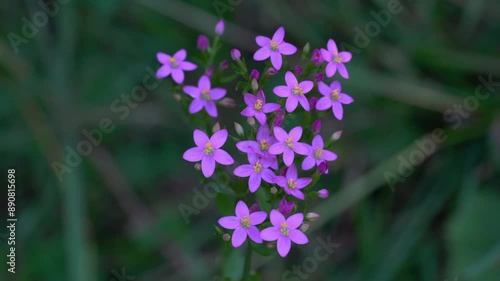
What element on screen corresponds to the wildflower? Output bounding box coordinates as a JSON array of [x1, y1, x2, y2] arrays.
[[250, 69, 260, 80], [241, 90, 281, 125], [273, 71, 314, 112], [183, 75, 227, 117], [197, 35, 209, 51], [231, 49, 241, 60], [215, 19, 225, 35], [218, 201, 267, 247], [269, 126, 309, 166], [253, 27, 297, 70], [312, 119, 322, 134], [260, 210, 309, 257], [311, 48, 324, 65], [316, 80, 354, 120], [302, 135, 337, 171], [156, 49, 197, 84], [278, 197, 295, 217], [236, 124, 278, 169], [273, 164, 311, 200], [183, 129, 234, 178], [318, 189, 329, 199], [321, 39, 352, 79], [234, 152, 276, 192]]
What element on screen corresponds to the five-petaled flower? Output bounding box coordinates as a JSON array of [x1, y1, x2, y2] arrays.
[[260, 210, 308, 257], [273, 71, 314, 113], [253, 27, 297, 70], [302, 135, 338, 172], [321, 39, 352, 79], [183, 75, 227, 118], [273, 164, 311, 200], [241, 90, 281, 125], [156, 49, 197, 84], [316, 80, 354, 120], [269, 126, 309, 166], [234, 152, 276, 193], [219, 201, 267, 247], [236, 124, 278, 169], [183, 129, 234, 178]]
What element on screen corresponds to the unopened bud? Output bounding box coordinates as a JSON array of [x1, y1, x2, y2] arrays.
[[215, 19, 225, 35], [270, 186, 278, 194], [223, 233, 231, 241], [267, 67, 277, 76], [279, 168, 288, 177], [251, 78, 259, 91], [219, 60, 229, 70], [305, 212, 320, 221], [303, 43, 311, 55], [318, 189, 329, 199], [273, 115, 284, 127], [172, 93, 182, 101], [234, 122, 244, 137], [331, 130, 343, 141], [197, 34, 209, 52], [194, 163, 201, 170], [205, 66, 215, 77], [317, 161, 328, 174], [267, 242, 276, 249], [294, 65, 303, 76], [219, 97, 236, 108], [250, 69, 260, 80], [249, 202, 260, 213], [300, 223, 310, 232], [231, 49, 241, 61], [247, 117, 256, 127], [315, 72, 324, 82], [312, 119, 322, 134], [212, 122, 220, 133]]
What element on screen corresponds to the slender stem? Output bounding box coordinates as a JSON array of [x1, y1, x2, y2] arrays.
[[242, 241, 253, 281]]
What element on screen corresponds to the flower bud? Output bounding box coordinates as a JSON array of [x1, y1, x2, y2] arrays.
[[247, 117, 256, 127], [172, 93, 182, 101], [294, 65, 303, 76], [215, 19, 224, 35], [234, 122, 244, 137], [315, 72, 324, 82], [270, 186, 278, 194], [212, 122, 220, 133], [223, 233, 231, 241], [317, 161, 328, 175], [251, 78, 259, 91], [318, 189, 329, 199], [303, 43, 310, 55], [250, 69, 260, 80], [273, 115, 284, 127], [312, 119, 322, 134], [205, 66, 214, 77], [267, 242, 276, 249], [279, 168, 288, 177], [219, 97, 236, 108], [311, 49, 324, 65], [305, 212, 320, 221], [267, 67, 277, 76], [276, 108, 285, 117], [330, 130, 343, 142], [249, 202, 260, 213], [194, 163, 201, 170], [231, 49, 241, 61], [300, 223, 310, 232], [278, 197, 294, 217], [219, 59, 229, 70], [197, 35, 209, 52]]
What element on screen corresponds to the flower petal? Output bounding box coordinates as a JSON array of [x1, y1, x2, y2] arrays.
[[241, 106, 255, 117], [198, 75, 211, 90], [338, 51, 352, 63], [180, 61, 197, 71], [297, 95, 310, 111], [286, 213, 304, 229], [273, 86, 290, 98], [270, 52, 282, 70], [273, 127, 288, 141], [289, 126, 303, 141], [337, 63, 349, 79], [286, 164, 298, 179], [283, 148, 295, 166], [235, 200, 249, 218], [312, 135, 324, 148], [247, 226, 263, 243], [249, 173, 261, 193], [285, 71, 298, 86], [183, 85, 200, 98], [317, 82, 331, 96], [204, 101, 218, 117], [156, 65, 171, 79], [320, 48, 331, 62], [182, 147, 204, 162], [302, 156, 316, 170], [171, 68, 185, 84], [213, 149, 234, 165], [260, 169, 275, 184], [232, 227, 247, 248], [255, 112, 267, 125], [293, 142, 310, 155], [339, 93, 354, 104], [279, 43, 297, 55], [325, 62, 337, 78], [189, 99, 204, 114], [210, 129, 228, 148], [254, 47, 271, 61], [193, 129, 209, 147], [173, 49, 187, 61], [234, 164, 254, 177], [210, 88, 226, 100], [270, 209, 286, 226], [269, 143, 285, 155], [289, 229, 308, 245], [332, 102, 344, 120], [262, 103, 281, 113], [201, 156, 216, 178], [295, 178, 312, 189], [274, 176, 287, 188], [249, 211, 267, 225], [327, 39, 338, 54], [316, 96, 332, 111], [156, 52, 171, 64], [322, 150, 338, 161], [256, 36, 271, 47], [290, 189, 305, 200], [285, 96, 299, 112], [244, 93, 257, 106], [299, 81, 314, 93], [272, 26, 285, 44], [218, 216, 239, 230], [260, 227, 280, 241], [277, 236, 291, 257]]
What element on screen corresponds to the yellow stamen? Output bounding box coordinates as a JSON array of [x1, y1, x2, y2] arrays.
[[287, 178, 297, 190], [254, 99, 263, 111], [314, 147, 323, 159], [292, 84, 303, 96], [334, 55, 342, 63], [169, 57, 178, 68], [285, 136, 294, 149], [270, 40, 279, 51], [253, 161, 263, 173], [201, 89, 211, 100], [241, 216, 251, 228], [280, 222, 289, 236], [204, 142, 214, 155], [260, 139, 269, 152], [330, 89, 339, 101]]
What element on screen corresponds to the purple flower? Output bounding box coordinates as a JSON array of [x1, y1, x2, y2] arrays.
[[156, 49, 197, 84], [241, 90, 281, 125], [321, 39, 352, 79], [250, 69, 260, 80], [260, 210, 308, 257], [274, 164, 312, 200], [312, 119, 322, 134], [183, 129, 234, 178], [234, 152, 276, 192], [302, 135, 337, 172], [215, 19, 224, 35], [311, 49, 324, 65], [218, 201, 267, 247], [318, 189, 329, 199], [197, 35, 209, 51], [253, 27, 297, 70], [278, 197, 295, 217], [183, 75, 227, 117], [231, 49, 241, 60], [273, 71, 314, 112], [236, 124, 278, 169], [269, 126, 310, 166], [316, 80, 354, 120]]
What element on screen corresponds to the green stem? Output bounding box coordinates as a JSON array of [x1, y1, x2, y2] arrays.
[[242, 241, 253, 281]]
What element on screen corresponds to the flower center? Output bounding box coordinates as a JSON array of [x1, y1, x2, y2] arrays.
[[270, 40, 279, 51], [259, 139, 269, 152], [169, 57, 178, 68], [254, 99, 263, 111], [240, 216, 251, 228], [330, 89, 339, 101], [204, 142, 214, 155], [314, 147, 323, 159], [253, 161, 263, 173], [287, 178, 297, 190], [285, 136, 294, 149], [292, 84, 303, 96], [333, 52, 342, 64], [280, 222, 289, 236], [201, 89, 211, 100]]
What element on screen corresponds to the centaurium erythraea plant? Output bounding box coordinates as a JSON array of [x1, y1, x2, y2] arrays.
[[156, 20, 354, 277]]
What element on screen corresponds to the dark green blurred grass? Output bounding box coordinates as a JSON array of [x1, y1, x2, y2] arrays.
[[0, 0, 499, 280]]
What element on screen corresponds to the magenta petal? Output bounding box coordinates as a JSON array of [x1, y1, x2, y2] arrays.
[[250, 211, 267, 225], [180, 61, 197, 71], [277, 236, 292, 257], [189, 99, 204, 114], [210, 129, 228, 148], [210, 88, 226, 100], [201, 156, 216, 178], [156, 65, 171, 78], [218, 216, 239, 229], [317, 82, 331, 96], [274, 176, 287, 188], [198, 75, 211, 90], [254, 112, 267, 125], [302, 156, 316, 170], [286, 164, 298, 179], [339, 93, 354, 104], [273, 86, 290, 98], [283, 148, 295, 166], [260, 227, 280, 241], [289, 229, 308, 245], [279, 43, 297, 55], [235, 201, 249, 218], [254, 47, 271, 61], [322, 150, 338, 161], [290, 189, 305, 200], [262, 103, 281, 113], [241, 106, 255, 117], [285, 71, 298, 86], [289, 126, 303, 141], [297, 95, 310, 111], [270, 209, 285, 226], [171, 69, 184, 84], [244, 93, 257, 106], [331, 80, 341, 91], [316, 96, 332, 111], [295, 178, 312, 189], [270, 52, 282, 70], [285, 96, 299, 112], [312, 135, 324, 148], [247, 226, 263, 243], [174, 49, 187, 61], [193, 129, 209, 147], [320, 48, 331, 62], [338, 51, 352, 62], [183, 85, 200, 98], [234, 164, 254, 177], [332, 102, 344, 120], [325, 62, 337, 78], [156, 52, 171, 64], [337, 63, 349, 79], [183, 147, 204, 162], [260, 169, 275, 184], [272, 26, 285, 43], [248, 173, 261, 193], [213, 149, 234, 165], [299, 81, 314, 93], [256, 90, 266, 102], [232, 227, 247, 247], [293, 143, 310, 156], [269, 143, 285, 155], [286, 213, 304, 229], [273, 127, 288, 141], [256, 36, 271, 47], [327, 39, 338, 54]]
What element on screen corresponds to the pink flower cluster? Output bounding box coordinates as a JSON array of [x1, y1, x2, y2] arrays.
[[156, 21, 353, 258]]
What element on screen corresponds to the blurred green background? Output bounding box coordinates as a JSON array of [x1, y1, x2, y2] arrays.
[[1, 0, 500, 280]]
